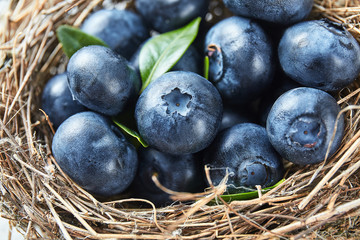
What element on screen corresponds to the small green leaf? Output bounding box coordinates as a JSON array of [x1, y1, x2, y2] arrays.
[[56, 25, 109, 58], [139, 17, 201, 93], [214, 179, 286, 203], [204, 56, 210, 80], [113, 119, 149, 148]]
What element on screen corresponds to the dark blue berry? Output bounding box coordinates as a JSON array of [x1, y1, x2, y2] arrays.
[[205, 16, 274, 104], [67, 45, 138, 116], [41, 73, 86, 129], [131, 147, 204, 207], [204, 123, 284, 193], [135, 71, 223, 154], [81, 9, 149, 59], [223, 0, 313, 25], [135, 0, 209, 33], [278, 19, 360, 92], [266, 87, 345, 165], [52, 111, 138, 197]]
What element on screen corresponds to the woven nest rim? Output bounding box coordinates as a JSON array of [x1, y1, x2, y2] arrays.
[[1, 0, 360, 239]]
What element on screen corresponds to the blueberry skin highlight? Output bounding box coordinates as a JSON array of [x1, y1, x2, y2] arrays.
[[131, 147, 204, 207], [67, 45, 138, 116], [52, 111, 138, 197], [41, 73, 86, 129], [204, 123, 284, 193], [278, 19, 360, 92], [135, 0, 208, 33], [223, 0, 313, 25], [81, 9, 149, 59], [205, 16, 274, 104], [135, 71, 223, 154], [266, 87, 344, 165]]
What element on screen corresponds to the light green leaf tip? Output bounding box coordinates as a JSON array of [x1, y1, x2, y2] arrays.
[[56, 25, 109, 58], [113, 119, 149, 148], [139, 17, 201, 93]]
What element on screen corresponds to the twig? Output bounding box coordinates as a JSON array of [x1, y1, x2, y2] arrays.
[[266, 198, 360, 235], [298, 136, 360, 210]]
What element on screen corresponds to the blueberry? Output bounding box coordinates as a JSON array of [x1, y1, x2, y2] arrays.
[[129, 43, 202, 77], [205, 16, 274, 104], [219, 106, 256, 132], [266, 87, 344, 165], [171, 45, 202, 74], [67, 45, 138, 116], [135, 71, 223, 154], [278, 19, 360, 92], [41, 73, 86, 129], [135, 0, 209, 33], [204, 123, 284, 193], [131, 147, 205, 207], [81, 9, 149, 59], [223, 0, 313, 25], [52, 111, 138, 197]]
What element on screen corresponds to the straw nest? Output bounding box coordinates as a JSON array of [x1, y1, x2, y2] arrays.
[[1, 0, 360, 239]]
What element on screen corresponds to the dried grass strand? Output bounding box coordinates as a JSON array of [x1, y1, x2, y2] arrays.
[[298, 129, 360, 210], [266, 198, 360, 236]]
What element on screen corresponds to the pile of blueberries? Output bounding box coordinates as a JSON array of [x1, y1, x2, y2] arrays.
[[42, 0, 360, 206]]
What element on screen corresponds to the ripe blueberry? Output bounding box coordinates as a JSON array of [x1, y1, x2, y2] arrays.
[[81, 9, 149, 59], [67, 45, 139, 116], [52, 111, 138, 197], [131, 147, 205, 207], [205, 16, 274, 104], [223, 0, 313, 25], [135, 71, 223, 154], [278, 19, 360, 92], [266, 87, 344, 165], [41, 73, 86, 129], [204, 123, 284, 193], [135, 0, 209, 33]]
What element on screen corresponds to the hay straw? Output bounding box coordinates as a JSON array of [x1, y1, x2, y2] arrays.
[[1, 0, 360, 239]]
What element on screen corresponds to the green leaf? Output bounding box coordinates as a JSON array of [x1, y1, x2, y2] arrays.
[[113, 119, 149, 148], [139, 17, 201, 93], [56, 25, 109, 58], [204, 56, 210, 80], [214, 179, 286, 203]]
